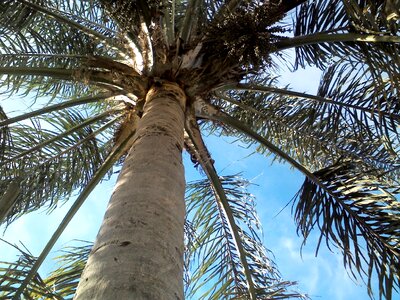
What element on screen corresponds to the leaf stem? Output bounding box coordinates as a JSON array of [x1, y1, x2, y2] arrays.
[[2, 109, 123, 165], [204, 108, 393, 256], [0, 92, 120, 127], [185, 117, 257, 299], [218, 83, 400, 120], [274, 33, 400, 52], [16, 0, 126, 57]]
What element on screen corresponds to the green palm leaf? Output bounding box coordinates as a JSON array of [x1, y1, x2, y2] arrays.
[[0, 0, 119, 56], [198, 100, 400, 299], [293, 160, 400, 299], [0, 105, 11, 161], [290, 1, 399, 68], [185, 175, 305, 299], [0, 54, 91, 100], [316, 61, 400, 137], [0, 106, 122, 224], [212, 86, 395, 176], [43, 241, 91, 300], [0, 240, 62, 299], [0, 92, 119, 128], [184, 117, 258, 299]]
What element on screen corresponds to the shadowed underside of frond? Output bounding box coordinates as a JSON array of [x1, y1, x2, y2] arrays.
[[291, 0, 400, 69], [293, 161, 400, 299]]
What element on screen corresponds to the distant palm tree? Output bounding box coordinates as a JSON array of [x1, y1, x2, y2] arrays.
[[0, 0, 399, 299]]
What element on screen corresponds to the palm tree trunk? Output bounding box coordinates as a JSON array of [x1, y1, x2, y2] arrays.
[[74, 81, 187, 300]]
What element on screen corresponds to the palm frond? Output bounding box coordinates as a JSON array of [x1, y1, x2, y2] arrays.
[[196, 101, 314, 179], [2, 109, 117, 164], [0, 107, 123, 224], [0, 0, 121, 57], [275, 32, 400, 52], [211, 80, 400, 180], [0, 66, 91, 101], [0, 62, 127, 102], [0, 92, 120, 128], [0, 239, 62, 299], [184, 116, 256, 299], [215, 58, 400, 175], [179, 0, 205, 43], [0, 0, 151, 99], [0, 240, 92, 299], [274, 0, 308, 14], [185, 175, 305, 299], [288, 0, 400, 70], [0, 105, 11, 162], [316, 60, 400, 136], [43, 241, 92, 300], [0, 180, 21, 224], [221, 82, 400, 124], [197, 100, 400, 299], [160, 0, 175, 45], [293, 160, 400, 299]]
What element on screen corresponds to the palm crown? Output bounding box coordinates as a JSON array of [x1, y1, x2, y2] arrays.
[[0, 0, 399, 299]]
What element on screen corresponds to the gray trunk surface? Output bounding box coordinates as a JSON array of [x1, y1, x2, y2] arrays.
[[74, 82, 187, 300]]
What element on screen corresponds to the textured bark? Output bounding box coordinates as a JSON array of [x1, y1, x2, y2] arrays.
[[74, 81, 186, 300]]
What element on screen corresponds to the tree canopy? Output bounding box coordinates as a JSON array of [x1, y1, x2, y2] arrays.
[[0, 0, 399, 299]]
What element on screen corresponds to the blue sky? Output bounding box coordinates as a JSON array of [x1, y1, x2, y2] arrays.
[[1, 65, 399, 300]]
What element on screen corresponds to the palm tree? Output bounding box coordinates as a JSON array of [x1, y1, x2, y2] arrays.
[[0, 0, 399, 299]]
